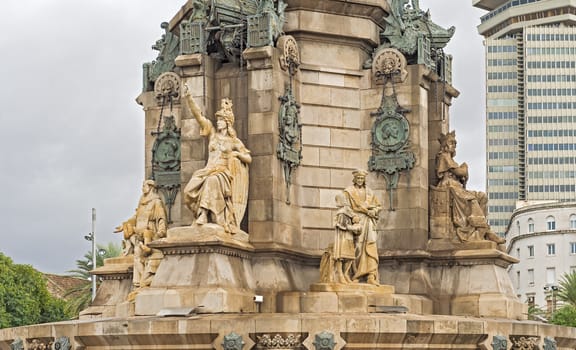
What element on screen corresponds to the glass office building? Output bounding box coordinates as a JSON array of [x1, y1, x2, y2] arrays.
[[475, 0, 576, 237]]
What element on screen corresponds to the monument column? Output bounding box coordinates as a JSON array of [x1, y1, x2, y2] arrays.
[[243, 44, 302, 249]]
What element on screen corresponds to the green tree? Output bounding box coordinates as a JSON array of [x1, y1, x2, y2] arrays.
[[0, 252, 70, 329], [64, 242, 122, 316], [557, 271, 576, 306], [550, 305, 576, 327]]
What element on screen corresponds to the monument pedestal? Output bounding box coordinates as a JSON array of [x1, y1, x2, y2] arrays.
[[278, 282, 433, 314], [428, 246, 527, 320], [82, 256, 133, 319], [133, 225, 258, 315]]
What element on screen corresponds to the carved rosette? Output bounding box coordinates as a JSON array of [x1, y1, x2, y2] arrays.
[[54, 336, 72, 350], [257, 334, 302, 349], [544, 336, 557, 350], [491, 335, 507, 350], [222, 332, 245, 350], [313, 332, 336, 350], [372, 48, 408, 84], [154, 72, 181, 105], [278, 35, 300, 75], [10, 338, 24, 350]]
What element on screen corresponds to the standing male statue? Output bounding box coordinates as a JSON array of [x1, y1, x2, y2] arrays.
[[115, 179, 168, 288], [323, 169, 382, 285], [345, 169, 382, 285]]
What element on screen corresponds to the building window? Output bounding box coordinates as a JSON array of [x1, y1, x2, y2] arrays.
[[571, 214, 576, 229], [528, 269, 535, 286], [546, 268, 556, 285], [571, 266, 576, 274], [547, 243, 556, 256], [517, 271, 521, 289], [516, 248, 520, 258], [547, 216, 556, 231], [528, 218, 534, 233], [517, 221, 520, 235], [528, 245, 535, 257], [571, 242, 576, 254]]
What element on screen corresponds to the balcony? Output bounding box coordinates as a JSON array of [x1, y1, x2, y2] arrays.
[[473, 0, 509, 11]]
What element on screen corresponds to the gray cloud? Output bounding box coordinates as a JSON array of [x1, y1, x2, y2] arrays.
[[0, 0, 486, 273]]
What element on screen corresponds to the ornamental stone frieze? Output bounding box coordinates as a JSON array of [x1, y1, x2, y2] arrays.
[[256, 334, 302, 349]]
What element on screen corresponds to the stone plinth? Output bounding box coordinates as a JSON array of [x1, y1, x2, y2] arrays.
[[81, 256, 133, 319], [133, 225, 257, 315], [429, 248, 526, 320], [301, 283, 395, 313], [280, 282, 433, 314]]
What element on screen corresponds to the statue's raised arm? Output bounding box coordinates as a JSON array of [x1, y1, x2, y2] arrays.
[[182, 83, 212, 136]]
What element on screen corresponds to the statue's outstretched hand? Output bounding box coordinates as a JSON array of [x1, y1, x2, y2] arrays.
[[182, 82, 191, 95]]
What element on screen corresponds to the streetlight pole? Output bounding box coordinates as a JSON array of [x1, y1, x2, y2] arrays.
[[91, 208, 96, 301], [84, 208, 97, 302]]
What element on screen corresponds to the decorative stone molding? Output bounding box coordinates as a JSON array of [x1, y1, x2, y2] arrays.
[[159, 246, 252, 259], [28, 339, 52, 350], [510, 336, 539, 350], [256, 334, 302, 349], [100, 273, 132, 280]]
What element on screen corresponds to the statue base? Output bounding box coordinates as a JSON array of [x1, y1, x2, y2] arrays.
[[279, 282, 432, 314], [427, 238, 507, 252], [132, 224, 257, 315], [432, 248, 525, 319], [81, 256, 134, 319]]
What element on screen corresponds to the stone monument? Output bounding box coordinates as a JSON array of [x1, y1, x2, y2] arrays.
[[2, 0, 576, 349]]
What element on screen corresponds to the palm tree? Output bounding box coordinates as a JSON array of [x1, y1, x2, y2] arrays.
[[64, 242, 122, 317], [557, 271, 576, 307]]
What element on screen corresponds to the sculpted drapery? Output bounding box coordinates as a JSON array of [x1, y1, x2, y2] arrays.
[[324, 169, 382, 285], [343, 170, 382, 285], [435, 131, 505, 244], [181, 86, 251, 234], [115, 180, 167, 288]]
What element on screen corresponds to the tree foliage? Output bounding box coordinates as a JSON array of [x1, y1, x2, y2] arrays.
[[557, 271, 576, 307], [0, 252, 70, 329], [550, 305, 576, 327], [64, 242, 122, 316], [527, 304, 546, 321]]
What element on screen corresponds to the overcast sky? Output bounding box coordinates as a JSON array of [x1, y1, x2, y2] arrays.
[[0, 1, 487, 274]]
